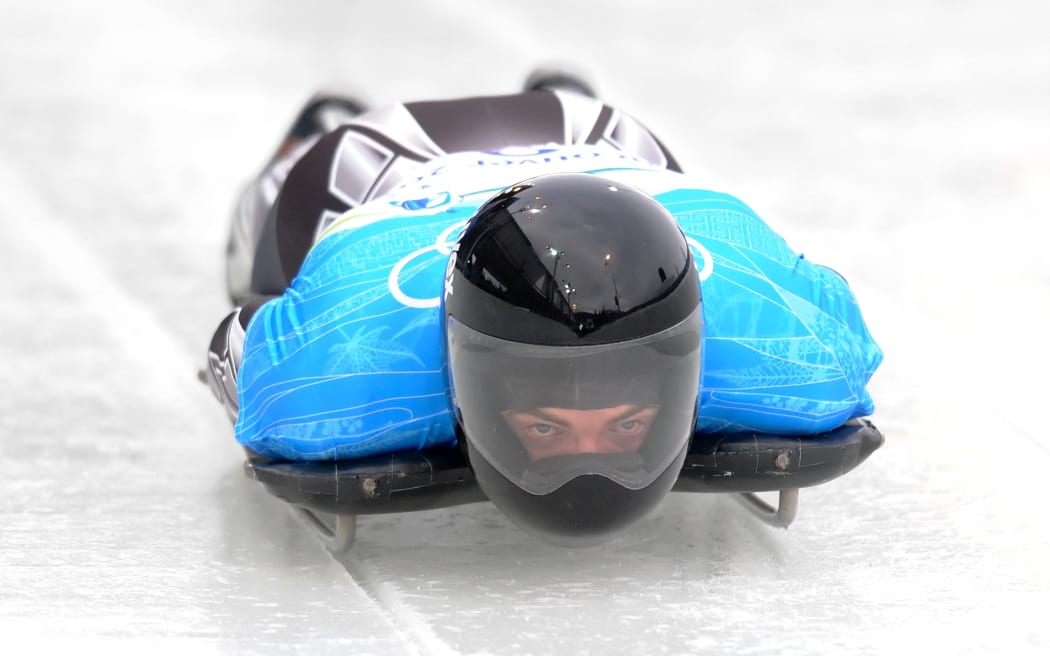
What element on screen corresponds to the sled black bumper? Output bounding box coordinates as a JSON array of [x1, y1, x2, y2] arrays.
[[245, 419, 884, 516]]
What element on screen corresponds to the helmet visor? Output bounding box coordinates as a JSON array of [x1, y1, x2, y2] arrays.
[[447, 308, 701, 495]]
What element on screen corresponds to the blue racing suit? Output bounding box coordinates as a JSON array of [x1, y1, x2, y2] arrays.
[[211, 92, 882, 461]]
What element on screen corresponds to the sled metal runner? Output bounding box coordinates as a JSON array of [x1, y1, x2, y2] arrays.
[[245, 419, 883, 551]]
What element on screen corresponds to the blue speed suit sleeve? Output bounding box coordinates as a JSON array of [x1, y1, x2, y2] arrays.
[[658, 188, 882, 435]]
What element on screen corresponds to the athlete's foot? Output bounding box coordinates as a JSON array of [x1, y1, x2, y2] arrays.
[[523, 67, 597, 98]]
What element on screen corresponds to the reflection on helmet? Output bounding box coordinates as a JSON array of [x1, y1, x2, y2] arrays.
[[443, 173, 702, 545]]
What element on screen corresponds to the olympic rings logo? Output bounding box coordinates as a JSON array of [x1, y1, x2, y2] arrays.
[[388, 220, 469, 309], [686, 237, 715, 282], [388, 222, 713, 309]]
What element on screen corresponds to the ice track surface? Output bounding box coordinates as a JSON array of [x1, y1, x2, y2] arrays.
[[2, 1, 1048, 653]]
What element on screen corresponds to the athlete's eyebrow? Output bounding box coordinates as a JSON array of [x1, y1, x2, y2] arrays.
[[510, 405, 654, 425], [516, 408, 568, 425], [607, 405, 654, 423]]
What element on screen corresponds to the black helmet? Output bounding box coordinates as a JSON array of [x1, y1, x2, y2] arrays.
[[443, 173, 702, 545]]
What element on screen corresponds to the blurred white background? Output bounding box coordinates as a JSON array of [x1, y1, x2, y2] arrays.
[[2, 1, 1048, 653]]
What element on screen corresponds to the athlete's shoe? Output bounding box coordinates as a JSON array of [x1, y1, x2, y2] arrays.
[[523, 67, 597, 98]]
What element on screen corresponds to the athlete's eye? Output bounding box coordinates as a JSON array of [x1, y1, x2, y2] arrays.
[[611, 418, 649, 435], [525, 422, 567, 442], [502, 411, 569, 447]]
